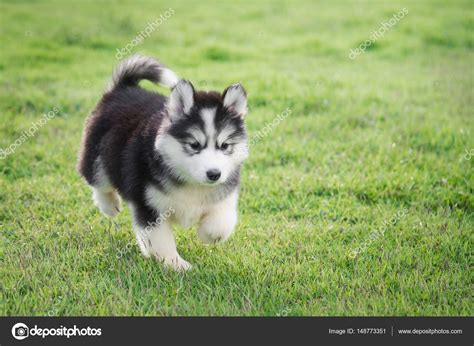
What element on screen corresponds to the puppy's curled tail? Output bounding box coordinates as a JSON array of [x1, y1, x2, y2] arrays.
[[110, 54, 179, 90]]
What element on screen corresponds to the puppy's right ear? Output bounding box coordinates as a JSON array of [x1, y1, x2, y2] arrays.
[[222, 83, 247, 118], [167, 80, 195, 121]]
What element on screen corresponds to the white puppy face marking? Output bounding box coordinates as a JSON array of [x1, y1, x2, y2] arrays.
[[157, 107, 247, 185], [155, 81, 249, 186]]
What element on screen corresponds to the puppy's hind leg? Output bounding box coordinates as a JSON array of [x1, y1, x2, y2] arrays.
[[91, 158, 121, 218]]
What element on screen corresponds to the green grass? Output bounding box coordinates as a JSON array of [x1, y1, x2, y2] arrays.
[[0, 0, 473, 316]]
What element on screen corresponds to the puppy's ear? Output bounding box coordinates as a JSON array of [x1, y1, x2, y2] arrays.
[[223, 83, 247, 118], [167, 80, 195, 121]]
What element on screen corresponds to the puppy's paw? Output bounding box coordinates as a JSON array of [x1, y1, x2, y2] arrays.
[[93, 190, 121, 218], [197, 224, 234, 244], [197, 230, 224, 244], [197, 208, 237, 244], [159, 253, 193, 272]]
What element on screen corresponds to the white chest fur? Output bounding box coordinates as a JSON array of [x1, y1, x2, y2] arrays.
[[145, 185, 223, 228]]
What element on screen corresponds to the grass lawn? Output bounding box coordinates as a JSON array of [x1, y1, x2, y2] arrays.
[[0, 0, 473, 316]]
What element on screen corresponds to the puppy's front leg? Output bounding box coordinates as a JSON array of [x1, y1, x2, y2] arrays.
[[131, 203, 191, 271], [198, 191, 238, 244]]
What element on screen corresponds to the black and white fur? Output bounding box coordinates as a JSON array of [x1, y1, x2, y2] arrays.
[[78, 55, 248, 270]]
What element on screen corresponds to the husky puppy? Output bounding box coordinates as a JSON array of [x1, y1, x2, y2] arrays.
[[78, 55, 248, 270]]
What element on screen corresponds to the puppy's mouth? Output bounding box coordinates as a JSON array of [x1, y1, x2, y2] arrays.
[[198, 175, 227, 186], [200, 179, 224, 186], [179, 175, 224, 187]]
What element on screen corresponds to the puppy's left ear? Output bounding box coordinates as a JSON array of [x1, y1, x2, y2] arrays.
[[223, 83, 247, 118], [168, 80, 195, 121]]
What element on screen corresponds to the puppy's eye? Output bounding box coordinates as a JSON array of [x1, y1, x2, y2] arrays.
[[190, 142, 201, 150], [220, 143, 229, 150]]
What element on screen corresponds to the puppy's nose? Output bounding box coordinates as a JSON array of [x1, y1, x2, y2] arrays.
[[206, 169, 221, 182]]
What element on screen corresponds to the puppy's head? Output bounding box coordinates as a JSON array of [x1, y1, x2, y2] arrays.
[[155, 80, 248, 185]]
